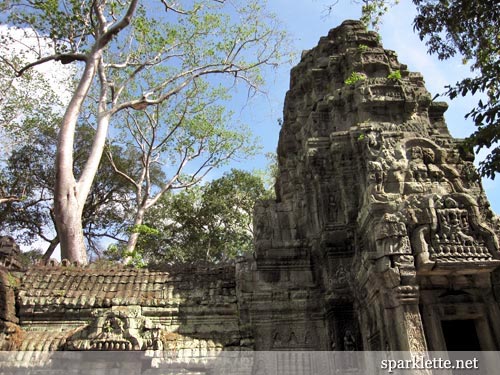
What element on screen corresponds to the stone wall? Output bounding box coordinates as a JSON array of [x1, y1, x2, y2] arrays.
[[1, 263, 250, 353], [0, 267, 21, 350]]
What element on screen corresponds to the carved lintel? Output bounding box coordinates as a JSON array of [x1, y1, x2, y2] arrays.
[[412, 194, 500, 274], [65, 307, 162, 351]]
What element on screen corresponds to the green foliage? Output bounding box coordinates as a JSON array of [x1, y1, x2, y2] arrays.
[[360, 1, 396, 29], [259, 152, 279, 197], [325, 1, 399, 29], [6, 272, 19, 288], [129, 225, 160, 236], [412, 0, 500, 178], [357, 44, 369, 52], [0, 39, 68, 161], [105, 169, 268, 264], [344, 72, 366, 86], [0, 125, 133, 256], [387, 70, 402, 81]]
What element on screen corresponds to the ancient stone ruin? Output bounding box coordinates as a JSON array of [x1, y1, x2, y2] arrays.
[[1, 21, 500, 364], [251, 19, 500, 352], [0, 236, 22, 271]]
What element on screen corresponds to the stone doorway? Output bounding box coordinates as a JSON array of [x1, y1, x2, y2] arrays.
[[441, 320, 481, 351]]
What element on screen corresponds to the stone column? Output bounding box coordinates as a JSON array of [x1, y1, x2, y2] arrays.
[[385, 286, 427, 352]]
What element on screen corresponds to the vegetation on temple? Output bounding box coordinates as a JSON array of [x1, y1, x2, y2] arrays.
[[330, 0, 500, 178]]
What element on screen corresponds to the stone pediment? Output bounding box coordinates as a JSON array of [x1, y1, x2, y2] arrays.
[[65, 306, 161, 350], [413, 194, 500, 273]]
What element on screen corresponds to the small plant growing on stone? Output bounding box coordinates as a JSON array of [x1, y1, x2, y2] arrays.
[[387, 70, 402, 81], [344, 72, 365, 86], [357, 44, 368, 52], [357, 133, 366, 141], [6, 272, 19, 287]]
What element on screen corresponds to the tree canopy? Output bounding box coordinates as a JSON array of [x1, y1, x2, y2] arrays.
[[105, 169, 271, 265], [0, 125, 133, 261]]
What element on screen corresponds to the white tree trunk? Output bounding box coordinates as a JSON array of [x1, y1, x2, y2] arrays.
[[54, 184, 87, 264], [124, 207, 146, 263], [55, 53, 101, 264], [50, 0, 139, 264]]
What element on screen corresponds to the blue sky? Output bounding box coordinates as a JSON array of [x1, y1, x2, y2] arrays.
[[229, 0, 499, 214]]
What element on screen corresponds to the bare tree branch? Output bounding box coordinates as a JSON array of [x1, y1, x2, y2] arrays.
[[0, 196, 21, 205], [15, 53, 87, 76], [98, 0, 140, 48]]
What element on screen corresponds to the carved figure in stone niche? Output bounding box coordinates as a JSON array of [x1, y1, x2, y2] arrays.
[[382, 145, 407, 186], [368, 161, 385, 192], [411, 146, 423, 161], [272, 332, 282, 348], [343, 330, 356, 351], [100, 315, 125, 339], [440, 209, 475, 246], [376, 213, 411, 255], [328, 194, 341, 222], [422, 147, 435, 165], [428, 163, 444, 182], [420, 147, 446, 182], [426, 196, 493, 261], [379, 213, 406, 237], [360, 130, 382, 160], [335, 264, 348, 285], [408, 146, 429, 182]]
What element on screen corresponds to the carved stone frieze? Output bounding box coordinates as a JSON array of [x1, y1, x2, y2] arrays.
[[65, 306, 162, 350], [412, 194, 500, 272]]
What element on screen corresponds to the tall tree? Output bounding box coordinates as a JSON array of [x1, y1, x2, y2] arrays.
[[0, 125, 133, 262], [1, 0, 288, 263], [106, 99, 257, 259]]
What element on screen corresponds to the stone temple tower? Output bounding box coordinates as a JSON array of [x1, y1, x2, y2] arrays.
[[249, 20, 500, 351]]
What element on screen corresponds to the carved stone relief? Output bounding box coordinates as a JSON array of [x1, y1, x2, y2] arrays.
[[404, 311, 426, 352], [66, 307, 162, 351], [375, 213, 411, 256]]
